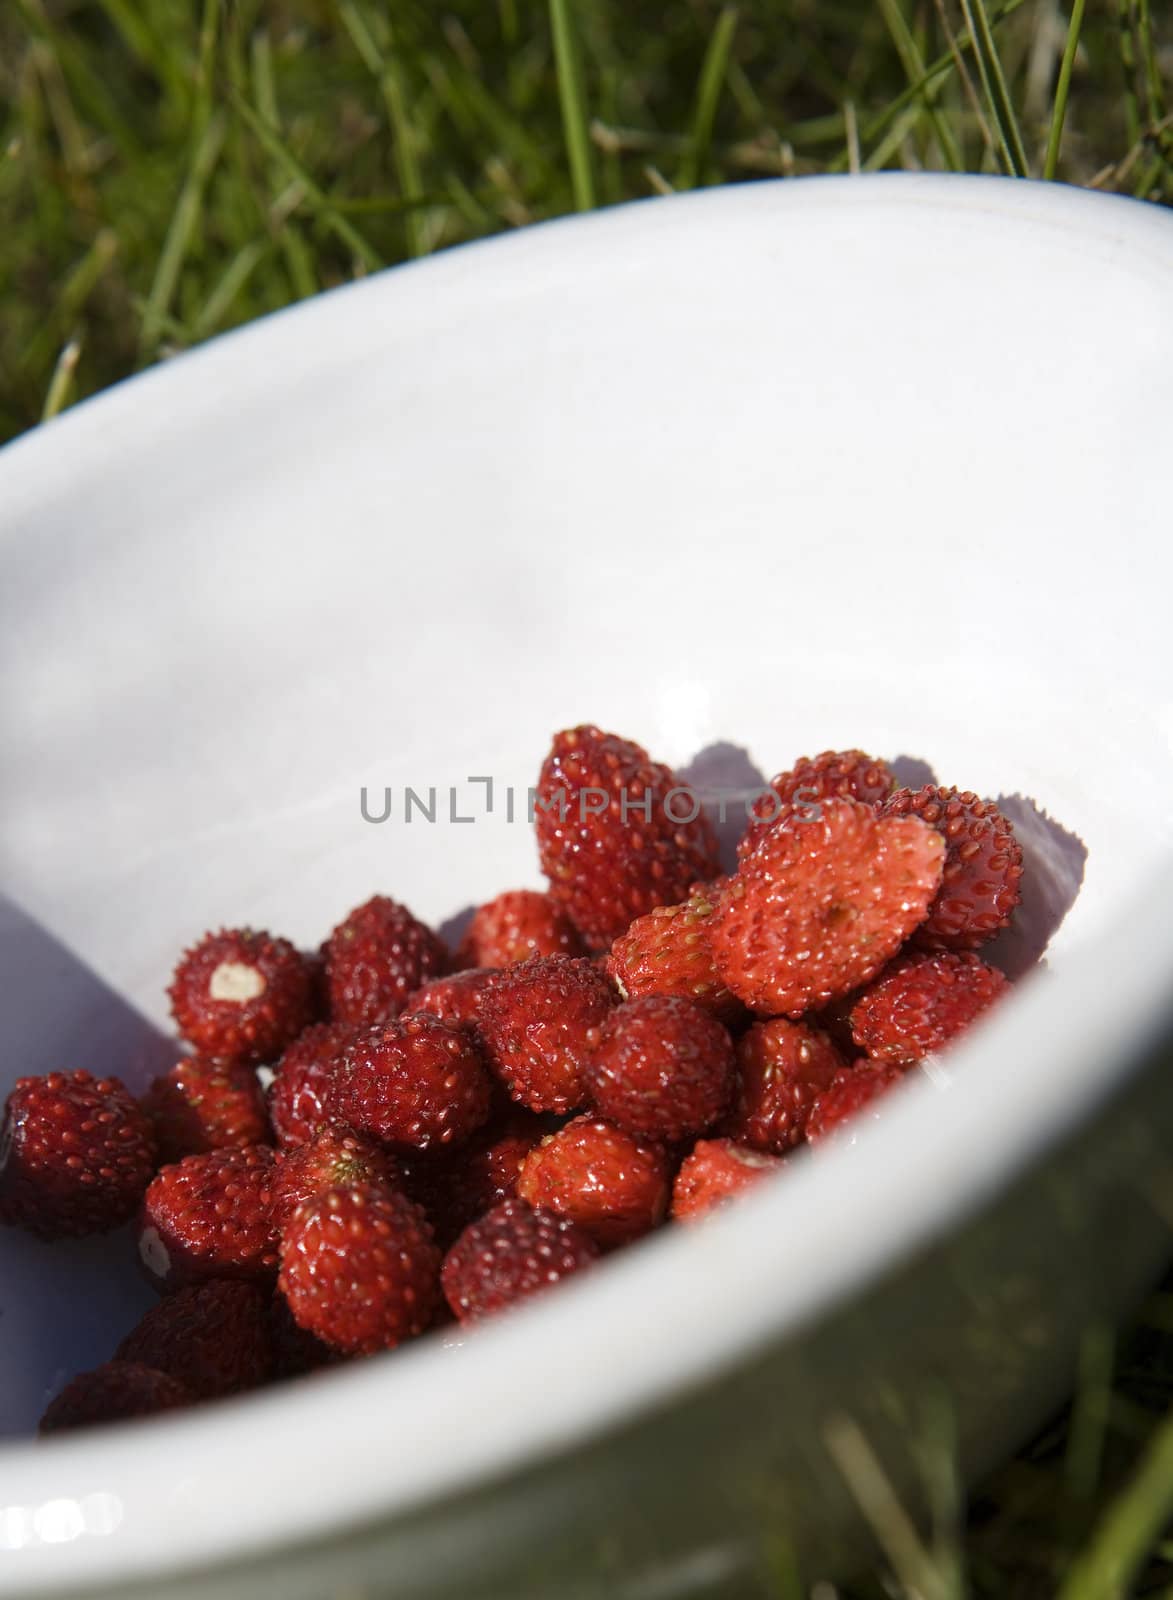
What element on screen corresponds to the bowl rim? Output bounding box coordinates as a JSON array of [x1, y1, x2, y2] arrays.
[[3, 170, 1173, 1592]]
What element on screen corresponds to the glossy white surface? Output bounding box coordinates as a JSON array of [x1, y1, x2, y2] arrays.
[[1, 174, 1172, 1591]]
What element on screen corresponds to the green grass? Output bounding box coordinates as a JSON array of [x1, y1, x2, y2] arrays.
[[3, 2, 1173, 1593], [1, 0, 1170, 440]]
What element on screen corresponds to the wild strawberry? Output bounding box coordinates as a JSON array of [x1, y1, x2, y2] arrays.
[[267, 1022, 357, 1148], [272, 1124, 400, 1230], [476, 955, 616, 1115], [710, 799, 945, 1016], [806, 1064, 907, 1143], [405, 1109, 547, 1247], [535, 725, 720, 947], [269, 1292, 342, 1378], [142, 1057, 270, 1164], [739, 749, 895, 861], [168, 928, 314, 1067], [456, 889, 584, 968], [116, 1280, 273, 1398], [724, 1018, 845, 1153], [586, 995, 734, 1141], [672, 1138, 784, 1222], [850, 951, 1008, 1065], [814, 991, 859, 1056], [301, 948, 330, 1022], [323, 895, 448, 1027], [0, 1071, 157, 1239], [441, 1198, 599, 1323], [138, 1144, 277, 1290], [39, 1362, 194, 1434], [517, 1115, 670, 1247], [879, 787, 1023, 948], [331, 1015, 491, 1153], [402, 968, 500, 1031], [278, 1183, 440, 1354], [606, 883, 744, 1024]]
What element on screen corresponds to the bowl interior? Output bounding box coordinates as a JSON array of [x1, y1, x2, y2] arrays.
[[2, 175, 1173, 1581]]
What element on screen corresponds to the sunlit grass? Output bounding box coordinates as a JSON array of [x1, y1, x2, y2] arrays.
[[0, 0, 1169, 440]]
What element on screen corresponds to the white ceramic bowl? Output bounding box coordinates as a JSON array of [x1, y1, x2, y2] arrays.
[[2, 174, 1173, 1600]]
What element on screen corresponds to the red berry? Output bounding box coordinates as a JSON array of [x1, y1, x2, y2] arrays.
[[142, 1057, 270, 1164], [116, 1280, 273, 1399], [724, 1018, 845, 1153], [850, 951, 1008, 1064], [168, 928, 314, 1067], [476, 955, 616, 1115], [441, 1198, 599, 1323], [269, 1292, 342, 1378], [272, 1124, 400, 1230], [710, 799, 945, 1016], [814, 991, 859, 1056], [456, 890, 584, 968], [879, 787, 1023, 948], [517, 1115, 670, 1247], [535, 725, 720, 948], [0, 1071, 157, 1239], [301, 949, 331, 1023], [267, 1022, 357, 1148], [806, 1064, 907, 1143], [605, 883, 744, 1024], [405, 1109, 547, 1247], [739, 749, 895, 861], [39, 1362, 194, 1434], [331, 1015, 492, 1153], [402, 968, 500, 1031], [672, 1138, 784, 1222], [138, 1144, 277, 1290], [278, 1183, 440, 1355], [323, 895, 448, 1027], [586, 995, 734, 1141]]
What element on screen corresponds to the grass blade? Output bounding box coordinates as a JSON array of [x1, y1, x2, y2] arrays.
[[338, 0, 429, 257], [139, 110, 226, 358], [955, 0, 1030, 175], [875, 0, 962, 170], [678, 6, 738, 190], [1043, 0, 1088, 179], [191, 240, 269, 340], [844, 98, 861, 172], [829, 0, 1027, 172], [1059, 1403, 1173, 1600], [825, 1414, 956, 1600], [1116, 0, 1142, 148], [233, 98, 383, 274], [40, 337, 81, 421], [549, 0, 595, 210], [1137, 0, 1166, 120], [1063, 1326, 1115, 1502], [250, 31, 318, 303], [95, 0, 190, 118]]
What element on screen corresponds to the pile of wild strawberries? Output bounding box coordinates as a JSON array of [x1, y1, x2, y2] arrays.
[[1, 729, 1024, 1434]]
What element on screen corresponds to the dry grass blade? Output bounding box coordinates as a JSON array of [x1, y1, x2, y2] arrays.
[[824, 1413, 957, 1600], [40, 336, 81, 421]]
